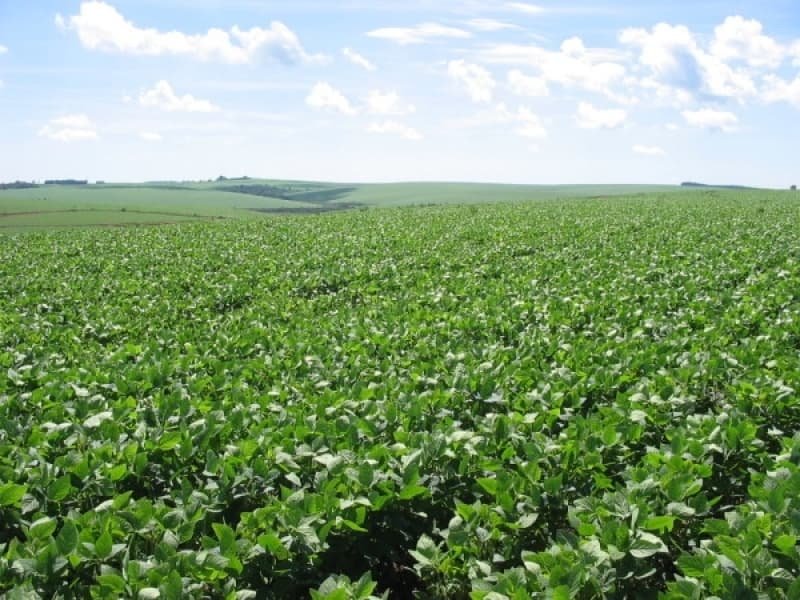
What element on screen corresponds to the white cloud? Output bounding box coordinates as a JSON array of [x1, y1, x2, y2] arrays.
[[366, 90, 415, 115], [139, 81, 219, 112], [139, 131, 162, 142], [58, 1, 326, 64], [479, 37, 627, 100], [367, 22, 471, 45], [761, 75, 800, 108], [368, 121, 423, 140], [38, 114, 98, 142], [791, 41, 800, 67], [0, 45, 7, 55], [633, 144, 665, 156], [513, 106, 547, 138], [466, 19, 519, 32], [343, 47, 376, 71], [682, 108, 738, 132], [507, 69, 549, 97], [506, 2, 545, 15], [461, 103, 547, 139], [711, 16, 784, 69], [306, 82, 357, 116], [620, 22, 756, 101], [575, 102, 627, 129], [448, 60, 495, 103]]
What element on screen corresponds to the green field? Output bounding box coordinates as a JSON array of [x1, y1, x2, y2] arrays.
[[0, 181, 682, 231], [0, 185, 321, 231], [2, 190, 800, 598]]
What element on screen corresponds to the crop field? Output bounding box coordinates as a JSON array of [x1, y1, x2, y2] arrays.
[[0, 182, 680, 231], [2, 190, 800, 599]]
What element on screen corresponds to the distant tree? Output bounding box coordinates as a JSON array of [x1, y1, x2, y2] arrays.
[[0, 181, 38, 190], [792, 185, 797, 191]]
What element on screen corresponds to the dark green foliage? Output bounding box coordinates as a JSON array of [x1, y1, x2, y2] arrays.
[[0, 182, 38, 190]]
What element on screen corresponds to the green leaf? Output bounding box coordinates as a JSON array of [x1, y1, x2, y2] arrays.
[[552, 586, 571, 600], [0, 483, 27, 507], [83, 411, 113, 428], [95, 531, 113, 559], [716, 539, 746, 572], [56, 521, 79, 555], [477, 477, 498, 496], [630, 531, 668, 559], [47, 475, 73, 502], [516, 513, 538, 529], [314, 453, 343, 470], [775, 534, 797, 555], [212, 523, 237, 555], [97, 573, 127, 592], [29, 517, 57, 540], [161, 571, 183, 600], [676, 554, 708, 578], [643, 515, 676, 534], [544, 474, 562, 495], [398, 484, 428, 500], [353, 572, 378, 599], [410, 535, 438, 566], [109, 464, 128, 482], [158, 432, 182, 451], [339, 519, 368, 533], [258, 533, 288, 558], [601, 425, 618, 445]]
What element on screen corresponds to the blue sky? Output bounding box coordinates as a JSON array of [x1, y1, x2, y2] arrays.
[[1, 0, 800, 186]]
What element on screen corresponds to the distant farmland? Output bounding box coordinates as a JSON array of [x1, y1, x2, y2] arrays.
[[0, 180, 684, 230]]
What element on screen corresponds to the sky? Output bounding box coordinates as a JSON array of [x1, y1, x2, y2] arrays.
[[1, 1, 800, 186]]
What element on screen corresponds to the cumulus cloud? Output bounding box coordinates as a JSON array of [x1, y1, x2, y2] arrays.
[[139, 131, 162, 142], [507, 69, 549, 97], [575, 102, 627, 129], [57, 1, 326, 64], [448, 60, 495, 103], [682, 108, 738, 131], [368, 120, 423, 140], [38, 114, 98, 142], [367, 22, 471, 45], [306, 82, 357, 116], [620, 22, 756, 102], [479, 36, 627, 101], [366, 90, 415, 115], [761, 75, 800, 108], [139, 81, 219, 112], [711, 16, 784, 69], [633, 144, 665, 156], [0, 45, 7, 54], [343, 47, 376, 71]]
